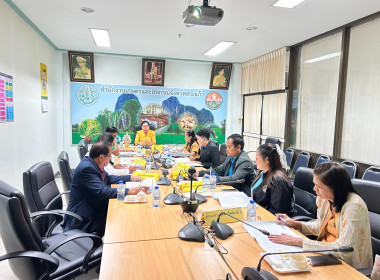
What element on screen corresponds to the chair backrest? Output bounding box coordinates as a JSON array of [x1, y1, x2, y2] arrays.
[[315, 155, 330, 166], [0, 180, 46, 279], [362, 166, 380, 183], [57, 151, 74, 193], [23, 161, 62, 235], [352, 179, 380, 261], [341, 160, 358, 179], [293, 167, 317, 218], [219, 143, 227, 157], [284, 148, 294, 169], [264, 136, 281, 146], [133, 124, 155, 143], [210, 139, 219, 149], [77, 139, 88, 160], [292, 151, 310, 177]]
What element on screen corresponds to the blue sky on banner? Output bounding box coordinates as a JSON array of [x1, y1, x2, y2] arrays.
[[71, 83, 227, 125]]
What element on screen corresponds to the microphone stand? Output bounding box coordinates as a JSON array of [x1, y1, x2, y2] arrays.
[[180, 167, 199, 213], [163, 181, 184, 205], [211, 212, 270, 240], [178, 212, 214, 247], [241, 246, 354, 280]]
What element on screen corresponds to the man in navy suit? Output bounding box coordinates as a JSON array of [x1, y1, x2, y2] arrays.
[[64, 141, 149, 236]]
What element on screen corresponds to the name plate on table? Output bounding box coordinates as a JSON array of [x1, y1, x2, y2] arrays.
[[152, 145, 163, 151], [201, 207, 244, 226], [176, 162, 191, 170], [134, 158, 147, 168], [179, 181, 203, 192], [132, 172, 160, 180]]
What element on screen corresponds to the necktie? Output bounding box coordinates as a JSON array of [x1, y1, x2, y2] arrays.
[[252, 172, 263, 190]]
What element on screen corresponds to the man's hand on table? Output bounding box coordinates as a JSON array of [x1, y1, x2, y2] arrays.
[[131, 176, 143, 182], [128, 186, 150, 195]]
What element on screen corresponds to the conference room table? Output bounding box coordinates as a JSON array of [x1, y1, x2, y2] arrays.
[[100, 153, 368, 279]]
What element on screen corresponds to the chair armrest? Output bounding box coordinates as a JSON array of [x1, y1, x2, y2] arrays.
[[0, 250, 59, 280], [30, 210, 83, 237], [46, 191, 70, 209], [357, 267, 372, 277], [44, 233, 102, 273], [292, 215, 315, 222]]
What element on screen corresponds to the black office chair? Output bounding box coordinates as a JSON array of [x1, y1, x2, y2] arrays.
[[292, 167, 317, 221], [284, 148, 295, 174], [0, 179, 102, 280], [362, 166, 380, 183], [290, 151, 310, 179], [264, 136, 281, 146], [352, 179, 380, 276], [57, 151, 74, 193], [77, 139, 88, 160], [219, 143, 227, 164], [210, 139, 219, 149], [341, 160, 358, 179], [23, 161, 71, 237], [133, 124, 155, 143], [315, 155, 330, 166]]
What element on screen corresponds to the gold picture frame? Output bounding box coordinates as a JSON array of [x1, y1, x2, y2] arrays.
[[68, 51, 95, 83], [209, 62, 232, 90]]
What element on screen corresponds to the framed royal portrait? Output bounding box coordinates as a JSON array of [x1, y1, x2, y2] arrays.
[[209, 62, 232, 90], [68, 51, 95, 83], [142, 58, 165, 86]]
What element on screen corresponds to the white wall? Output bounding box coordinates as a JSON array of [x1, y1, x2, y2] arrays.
[[63, 54, 242, 167], [0, 1, 62, 190]]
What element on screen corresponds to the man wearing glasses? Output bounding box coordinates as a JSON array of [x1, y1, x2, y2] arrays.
[[64, 141, 148, 236]]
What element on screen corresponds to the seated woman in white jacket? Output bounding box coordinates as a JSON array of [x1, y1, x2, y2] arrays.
[[269, 161, 373, 269]]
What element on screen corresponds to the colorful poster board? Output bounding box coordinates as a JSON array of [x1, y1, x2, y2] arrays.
[[40, 63, 48, 112], [71, 83, 227, 144], [0, 72, 14, 122]]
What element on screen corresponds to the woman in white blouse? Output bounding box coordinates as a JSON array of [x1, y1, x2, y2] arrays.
[[269, 161, 373, 269]]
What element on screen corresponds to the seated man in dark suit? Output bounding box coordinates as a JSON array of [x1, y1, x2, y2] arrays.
[[64, 141, 149, 236], [190, 128, 219, 169], [196, 134, 256, 196]]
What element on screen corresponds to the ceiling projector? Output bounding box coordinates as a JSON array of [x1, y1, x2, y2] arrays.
[[182, 1, 224, 26]]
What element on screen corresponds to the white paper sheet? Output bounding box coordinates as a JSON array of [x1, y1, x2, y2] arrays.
[[215, 192, 251, 208]]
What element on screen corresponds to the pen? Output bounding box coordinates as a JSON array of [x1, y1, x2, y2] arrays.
[[276, 214, 287, 224]]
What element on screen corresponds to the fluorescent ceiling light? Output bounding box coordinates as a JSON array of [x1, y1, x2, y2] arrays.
[[204, 41, 236, 56], [272, 0, 305, 9], [90, 28, 111, 48], [304, 52, 341, 63]]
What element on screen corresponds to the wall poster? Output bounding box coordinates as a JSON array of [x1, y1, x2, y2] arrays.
[[40, 63, 48, 112], [71, 83, 227, 145], [0, 72, 14, 122]]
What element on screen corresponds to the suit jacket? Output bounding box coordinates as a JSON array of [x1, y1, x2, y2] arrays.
[[199, 141, 220, 169], [252, 171, 296, 217], [199, 151, 256, 196], [64, 156, 131, 235]]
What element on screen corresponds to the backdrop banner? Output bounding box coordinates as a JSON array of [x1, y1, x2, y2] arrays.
[[71, 83, 227, 144]]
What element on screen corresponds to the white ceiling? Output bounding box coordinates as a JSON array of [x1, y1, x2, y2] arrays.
[[9, 0, 380, 63]]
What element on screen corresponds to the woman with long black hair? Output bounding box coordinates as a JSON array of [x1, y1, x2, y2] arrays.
[[179, 129, 200, 158]]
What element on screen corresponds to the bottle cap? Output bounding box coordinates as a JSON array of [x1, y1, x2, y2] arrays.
[[212, 173, 215, 175], [155, 186, 159, 189], [205, 175, 209, 178], [119, 181, 123, 184], [250, 200, 255, 204]]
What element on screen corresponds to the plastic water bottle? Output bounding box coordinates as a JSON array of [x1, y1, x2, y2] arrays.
[[210, 173, 217, 189], [166, 154, 174, 167], [117, 181, 125, 201], [137, 144, 142, 156], [146, 159, 151, 173], [152, 186, 161, 207], [203, 175, 210, 193], [247, 200, 257, 221]]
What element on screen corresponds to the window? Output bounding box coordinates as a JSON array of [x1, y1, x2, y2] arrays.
[[291, 32, 342, 155], [341, 19, 380, 164]]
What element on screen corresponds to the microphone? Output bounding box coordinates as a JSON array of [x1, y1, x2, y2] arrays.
[[156, 169, 171, 185], [180, 167, 199, 213], [163, 181, 185, 205], [211, 212, 270, 240], [241, 246, 354, 280], [178, 212, 214, 247]]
